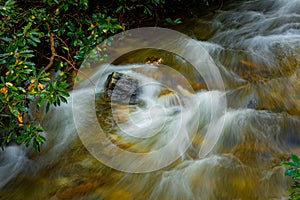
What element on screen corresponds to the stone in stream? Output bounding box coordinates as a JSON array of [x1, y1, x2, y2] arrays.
[[103, 72, 140, 104], [145, 56, 163, 65]]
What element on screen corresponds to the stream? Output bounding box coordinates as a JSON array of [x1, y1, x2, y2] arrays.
[[0, 0, 300, 199]]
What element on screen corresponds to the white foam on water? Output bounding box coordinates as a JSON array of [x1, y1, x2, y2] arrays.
[[0, 146, 27, 188], [0, 1, 299, 199]]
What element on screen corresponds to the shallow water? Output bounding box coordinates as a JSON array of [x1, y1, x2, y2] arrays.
[[0, 0, 299, 199]]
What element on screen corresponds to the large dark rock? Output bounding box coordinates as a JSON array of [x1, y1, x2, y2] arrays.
[[104, 72, 140, 104]]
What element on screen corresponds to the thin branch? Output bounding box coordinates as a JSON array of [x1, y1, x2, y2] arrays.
[[56, 54, 96, 87], [56, 54, 77, 71], [54, 35, 73, 62], [42, 26, 94, 86], [43, 32, 55, 72], [33, 50, 50, 60]]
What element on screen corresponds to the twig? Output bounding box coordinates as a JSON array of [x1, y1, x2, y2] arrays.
[[43, 32, 56, 72], [54, 35, 73, 62], [56, 54, 77, 71], [43, 26, 95, 87], [56, 54, 96, 87]]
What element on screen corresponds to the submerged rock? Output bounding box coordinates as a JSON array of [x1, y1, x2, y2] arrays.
[[104, 72, 140, 104], [145, 56, 163, 65]]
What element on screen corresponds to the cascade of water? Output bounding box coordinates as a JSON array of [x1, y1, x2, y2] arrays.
[[0, 0, 299, 199]]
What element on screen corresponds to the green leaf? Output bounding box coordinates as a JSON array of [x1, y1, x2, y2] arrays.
[[59, 96, 68, 103], [0, 59, 7, 65], [46, 102, 50, 113], [143, 7, 152, 15], [7, 133, 14, 143], [165, 18, 172, 23], [285, 168, 297, 176], [166, 18, 182, 25], [30, 31, 40, 36], [30, 36, 41, 43], [27, 38, 38, 47], [291, 154, 300, 166], [15, 135, 24, 143], [174, 18, 182, 24], [116, 5, 124, 13], [1, 37, 12, 42], [23, 22, 32, 35], [293, 173, 300, 179], [0, 114, 10, 117], [25, 138, 31, 147], [9, 106, 18, 117], [22, 53, 35, 58], [36, 135, 46, 144], [68, 22, 75, 32], [0, 53, 10, 58], [37, 97, 47, 107], [20, 49, 34, 54], [67, 32, 74, 37]]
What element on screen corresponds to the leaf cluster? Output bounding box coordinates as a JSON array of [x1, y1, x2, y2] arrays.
[[281, 154, 300, 199], [0, 0, 123, 152]]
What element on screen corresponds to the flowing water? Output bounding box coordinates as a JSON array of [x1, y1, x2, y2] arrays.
[[1, 0, 300, 199]]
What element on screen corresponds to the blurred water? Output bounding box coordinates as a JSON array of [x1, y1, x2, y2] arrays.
[[0, 0, 299, 199]]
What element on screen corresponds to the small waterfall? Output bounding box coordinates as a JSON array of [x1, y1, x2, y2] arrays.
[[0, 0, 299, 199], [0, 146, 27, 188]]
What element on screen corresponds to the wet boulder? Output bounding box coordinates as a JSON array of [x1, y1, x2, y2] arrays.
[[104, 72, 140, 104]]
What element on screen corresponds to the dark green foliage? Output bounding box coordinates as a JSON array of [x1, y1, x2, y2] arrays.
[[0, 0, 123, 152], [165, 18, 182, 25], [281, 154, 300, 199]]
